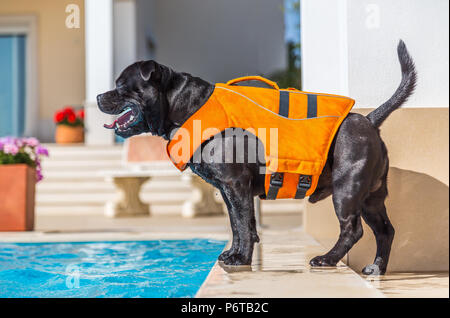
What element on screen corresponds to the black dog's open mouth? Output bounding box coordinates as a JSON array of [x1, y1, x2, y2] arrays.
[[104, 106, 142, 131]]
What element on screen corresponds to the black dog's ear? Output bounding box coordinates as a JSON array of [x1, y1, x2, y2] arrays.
[[139, 60, 157, 81]]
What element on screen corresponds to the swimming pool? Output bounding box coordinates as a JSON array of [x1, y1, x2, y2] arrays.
[[0, 239, 226, 298]]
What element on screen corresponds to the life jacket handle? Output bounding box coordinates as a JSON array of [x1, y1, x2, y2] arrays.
[[226, 76, 280, 91]]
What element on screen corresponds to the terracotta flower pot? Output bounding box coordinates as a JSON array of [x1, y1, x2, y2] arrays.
[[55, 125, 84, 144], [0, 164, 36, 231]]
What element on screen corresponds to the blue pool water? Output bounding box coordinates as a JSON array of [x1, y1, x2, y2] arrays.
[[0, 239, 226, 298]]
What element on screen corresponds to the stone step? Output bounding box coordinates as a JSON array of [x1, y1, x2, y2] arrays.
[[43, 145, 123, 161], [36, 196, 302, 214], [36, 179, 187, 193], [41, 163, 175, 181], [41, 160, 123, 171], [36, 191, 193, 206], [43, 143, 123, 151], [35, 204, 184, 216]]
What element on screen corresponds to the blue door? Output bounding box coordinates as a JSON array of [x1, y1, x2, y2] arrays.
[[0, 35, 26, 137]]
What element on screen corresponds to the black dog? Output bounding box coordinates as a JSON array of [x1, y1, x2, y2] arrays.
[[97, 40, 416, 275]]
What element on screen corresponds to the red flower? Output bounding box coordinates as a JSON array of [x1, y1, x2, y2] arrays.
[[54, 111, 65, 123], [63, 107, 75, 117], [67, 113, 76, 123], [77, 109, 85, 120]]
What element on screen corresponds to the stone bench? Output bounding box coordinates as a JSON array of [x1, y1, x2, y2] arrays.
[[99, 134, 224, 218]]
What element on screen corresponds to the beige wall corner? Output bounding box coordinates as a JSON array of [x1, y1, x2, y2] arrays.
[[0, 0, 86, 141], [350, 167, 449, 272], [304, 108, 449, 272]]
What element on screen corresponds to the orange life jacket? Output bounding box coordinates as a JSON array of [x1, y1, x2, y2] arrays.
[[166, 76, 355, 200]]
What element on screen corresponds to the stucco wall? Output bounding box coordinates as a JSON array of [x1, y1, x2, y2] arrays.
[[301, 0, 449, 109], [347, 0, 449, 108], [0, 0, 85, 140]]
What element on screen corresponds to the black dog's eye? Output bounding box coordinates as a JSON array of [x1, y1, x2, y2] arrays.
[[116, 85, 126, 95]]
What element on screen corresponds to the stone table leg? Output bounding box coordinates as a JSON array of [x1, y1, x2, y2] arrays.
[[181, 174, 225, 218], [105, 176, 150, 217]]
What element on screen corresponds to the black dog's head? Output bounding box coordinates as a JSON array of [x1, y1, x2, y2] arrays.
[[97, 60, 173, 139]]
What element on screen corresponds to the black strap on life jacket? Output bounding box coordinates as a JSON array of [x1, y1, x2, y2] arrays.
[[279, 91, 290, 117], [307, 94, 318, 118], [266, 172, 284, 200], [280, 92, 317, 118], [294, 175, 312, 199]]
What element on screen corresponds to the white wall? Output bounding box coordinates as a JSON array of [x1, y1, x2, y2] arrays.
[[85, 0, 115, 145], [301, 0, 349, 95], [301, 0, 449, 108]]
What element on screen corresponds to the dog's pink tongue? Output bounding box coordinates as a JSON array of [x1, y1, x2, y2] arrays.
[[104, 120, 117, 129]]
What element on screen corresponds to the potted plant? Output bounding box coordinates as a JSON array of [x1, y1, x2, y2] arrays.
[[54, 106, 85, 144], [0, 137, 48, 231]]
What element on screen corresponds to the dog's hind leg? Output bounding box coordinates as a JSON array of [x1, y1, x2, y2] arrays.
[[361, 177, 394, 275], [309, 193, 364, 267], [310, 115, 380, 267]]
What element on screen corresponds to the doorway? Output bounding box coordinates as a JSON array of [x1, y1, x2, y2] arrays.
[[0, 34, 26, 137]]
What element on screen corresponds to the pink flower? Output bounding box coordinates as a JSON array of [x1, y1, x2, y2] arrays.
[[15, 139, 24, 148], [36, 169, 44, 182], [3, 143, 19, 155], [36, 145, 49, 156], [24, 137, 39, 147]]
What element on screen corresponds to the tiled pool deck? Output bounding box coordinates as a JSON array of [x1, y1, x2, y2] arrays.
[[0, 213, 448, 298]]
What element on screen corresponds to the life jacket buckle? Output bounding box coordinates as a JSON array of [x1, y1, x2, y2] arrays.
[[295, 175, 312, 199], [270, 172, 284, 188], [266, 172, 284, 200], [297, 175, 312, 190]]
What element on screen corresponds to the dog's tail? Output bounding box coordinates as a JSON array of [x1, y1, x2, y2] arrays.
[[366, 40, 417, 128]]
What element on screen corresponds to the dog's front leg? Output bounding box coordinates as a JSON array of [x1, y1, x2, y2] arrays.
[[218, 183, 259, 266]]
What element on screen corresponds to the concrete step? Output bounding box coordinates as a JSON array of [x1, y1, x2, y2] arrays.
[[43, 145, 123, 161], [35, 204, 185, 216], [36, 203, 302, 217], [41, 164, 176, 181], [36, 194, 302, 213], [41, 160, 123, 171], [36, 191, 193, 206], [36, 179, 188, 193]]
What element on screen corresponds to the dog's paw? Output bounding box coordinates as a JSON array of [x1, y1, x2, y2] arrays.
[[218, 249, 233, 261], [309, 255, 337, 267], [362, 264, 386, 276], [219, 251, 251, 266]]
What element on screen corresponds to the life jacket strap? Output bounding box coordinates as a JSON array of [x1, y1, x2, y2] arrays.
[[307, 94, 318, 118], [279, 91, 290, 117], [266, 172, 284, 200], [295, 175, 312, 199]]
